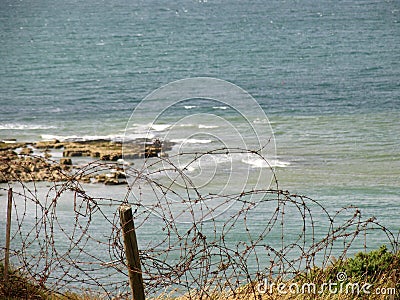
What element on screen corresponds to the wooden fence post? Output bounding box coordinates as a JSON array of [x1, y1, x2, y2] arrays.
[[4, 188, 13, 286], [119, 204, 145, 300]]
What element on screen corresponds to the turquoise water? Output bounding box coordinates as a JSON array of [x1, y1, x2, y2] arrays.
[[0, 0, 399, 293]]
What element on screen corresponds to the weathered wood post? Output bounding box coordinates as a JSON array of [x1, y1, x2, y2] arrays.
[[4, 188, 13, 286], [119, 204, 145, 300]]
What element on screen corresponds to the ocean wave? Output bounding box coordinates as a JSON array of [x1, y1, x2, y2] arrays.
[[131, 123, 218, 133], [0, 123, 57, 130], [178, 123, 196, 128], [170, 138, 212, 144], [198, 124, 219, 129], [151, 124, 171, 131], [178, 164, 196, 172], [175, 154, 232, 173], [131, 123, 171, 133], [253, 118, 272, 124], [125, 133, 155, 140], [212, 106, 228, 110], [184, 105, 197, 109], [241, 156, 291, 168]]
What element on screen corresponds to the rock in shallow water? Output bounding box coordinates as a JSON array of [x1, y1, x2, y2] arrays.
[[60, 158, 72, 165], [0, 138, 173, 184]]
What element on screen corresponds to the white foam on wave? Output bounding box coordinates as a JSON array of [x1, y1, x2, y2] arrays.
[[131, 122, 218, 134], [0, 123, 56, 130], [131, 123, 171, 133], [241, 155, 291, 168], [130, 123, 149, 133], [178, 123, 196, 128], [178, 164, 196, 172], [253, 118, 272, 124], [210, 154, 233, 164], [151, 124, 171, 131], [175, 154, 232, 173], [212, 106, 228, 110], [171, 138, 213, 144], [198, 124, 219, 129], [184, 105, 197, 109]]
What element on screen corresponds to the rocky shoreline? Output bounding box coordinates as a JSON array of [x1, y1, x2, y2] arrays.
[[0, 138, 173, 185]]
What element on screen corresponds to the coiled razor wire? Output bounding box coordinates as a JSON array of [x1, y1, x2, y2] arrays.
[[0, 150, 398, 299]]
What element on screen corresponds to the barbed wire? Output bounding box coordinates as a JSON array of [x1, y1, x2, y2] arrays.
[[0, 149, 398, 299]]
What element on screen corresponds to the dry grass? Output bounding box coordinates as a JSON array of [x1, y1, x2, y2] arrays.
[[2, 246, 399, 300], [151, 278, 398, 300]]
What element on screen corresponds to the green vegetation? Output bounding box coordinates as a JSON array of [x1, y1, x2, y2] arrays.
[[304, 245, 399, 282], [343, 245, 398, 281], [298, 245, 399, 299]]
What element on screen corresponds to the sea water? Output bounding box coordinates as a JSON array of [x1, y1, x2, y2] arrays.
[[1, 0, 399, 293]]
